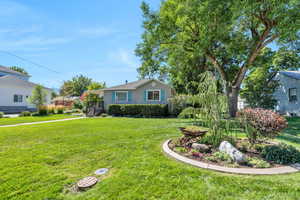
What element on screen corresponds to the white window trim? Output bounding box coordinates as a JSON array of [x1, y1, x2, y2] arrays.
[[115, 91, 128, 102], [146, 89, 161, 102]]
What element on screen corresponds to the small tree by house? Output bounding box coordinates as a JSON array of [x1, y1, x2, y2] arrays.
[[28, 85, 47, 112]]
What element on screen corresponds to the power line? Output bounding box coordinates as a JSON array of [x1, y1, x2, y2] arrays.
[[0, 50, 60, 74]]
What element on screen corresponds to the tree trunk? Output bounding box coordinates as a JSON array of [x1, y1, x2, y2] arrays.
[[225, 85, 239, 118]]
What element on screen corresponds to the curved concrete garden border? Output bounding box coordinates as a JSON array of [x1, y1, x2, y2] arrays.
[[163, 139, 300, 175]]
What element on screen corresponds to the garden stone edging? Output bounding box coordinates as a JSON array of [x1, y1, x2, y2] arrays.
[[163, 139, 300, 175]]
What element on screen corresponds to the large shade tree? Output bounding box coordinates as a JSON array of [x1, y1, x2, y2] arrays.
[[136, 0, 300, 117], [60, 75, 92, 96]]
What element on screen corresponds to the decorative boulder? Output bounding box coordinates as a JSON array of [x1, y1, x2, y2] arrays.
[[192, 143, 210, 152], [219, 141, 246, 164]]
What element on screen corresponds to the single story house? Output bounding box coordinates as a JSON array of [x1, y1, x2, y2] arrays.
[[0, 65, 52, 114], [101, 79, 173, 111], [274, 71, 300, 116]]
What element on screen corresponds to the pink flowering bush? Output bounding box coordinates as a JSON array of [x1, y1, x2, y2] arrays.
[[237, 108, 288, 143]]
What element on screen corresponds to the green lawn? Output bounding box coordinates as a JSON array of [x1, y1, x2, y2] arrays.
[[0, 117, 299, 200], [0, 114, 79, 126]]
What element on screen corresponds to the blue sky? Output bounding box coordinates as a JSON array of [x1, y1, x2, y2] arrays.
[[0, 0, 161, 89]]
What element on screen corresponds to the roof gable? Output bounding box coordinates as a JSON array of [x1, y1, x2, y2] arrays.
[[279, 71, 300, 80], [102, 79, 170, 91], [0, 75, 52, 91], [0, 65, 30, 77]]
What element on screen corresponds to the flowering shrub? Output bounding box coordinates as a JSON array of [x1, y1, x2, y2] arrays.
[[237, 108, 287, 143]]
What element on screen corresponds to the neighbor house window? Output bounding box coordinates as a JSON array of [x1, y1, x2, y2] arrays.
[[115, 91, 128, 102], [13, 94, 23, 103], [147, 90, 160, 101], [289, 88, 297, 102]]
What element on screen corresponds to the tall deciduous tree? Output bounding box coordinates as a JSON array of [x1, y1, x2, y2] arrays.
[[136, 0, 300, 117], [59, 75, 92, 96]]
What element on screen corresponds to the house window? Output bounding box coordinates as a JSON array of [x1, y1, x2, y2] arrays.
[[115, 91, 128, 102], [147, 90, 160, 101], [13, 94, 23, 103], [289, 88, 297, 102]]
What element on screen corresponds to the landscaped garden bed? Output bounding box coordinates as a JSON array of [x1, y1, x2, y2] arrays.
[[165, 73, 300, 172], [165, 108, 300, 172]]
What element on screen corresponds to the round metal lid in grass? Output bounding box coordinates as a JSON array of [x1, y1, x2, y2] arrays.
[[94, 168, 109, 175], [77, 176, 98, 189]]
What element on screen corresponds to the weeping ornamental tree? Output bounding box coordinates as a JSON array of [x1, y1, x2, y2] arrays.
[[136, 0, 300, 117]]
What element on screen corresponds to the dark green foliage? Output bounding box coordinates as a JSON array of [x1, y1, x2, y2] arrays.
[[56, 106, 64, 114], [0, 112, 4, 118], [261, 143, 300, 164], [19, 111, 31, 117], [108, 104, 168, 117], [108, 105, 123, 116], [38, 106, 48, 116]]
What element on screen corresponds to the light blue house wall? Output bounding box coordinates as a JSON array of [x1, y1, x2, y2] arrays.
[[103, 80, 172, 110]]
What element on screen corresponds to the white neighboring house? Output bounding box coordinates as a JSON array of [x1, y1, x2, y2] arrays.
[[0, 65, 52, 114], [274, 71, 300, 116]]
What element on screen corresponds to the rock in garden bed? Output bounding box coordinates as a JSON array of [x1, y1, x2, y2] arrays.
[[219, 141, 247, 164]]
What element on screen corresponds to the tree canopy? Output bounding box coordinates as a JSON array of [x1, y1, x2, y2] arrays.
[[136, 0, 300, 116], [87, 81, 106, 90], [60, 75, 105, 97], [60, 75, 92, 96]]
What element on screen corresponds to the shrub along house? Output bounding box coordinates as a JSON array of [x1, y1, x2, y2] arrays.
[[101, 79, 173, 112]]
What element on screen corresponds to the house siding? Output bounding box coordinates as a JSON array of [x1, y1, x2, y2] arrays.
[[274, 73, 300, 115], [0, 81, 51, 113], [103, 80, 172, 110]]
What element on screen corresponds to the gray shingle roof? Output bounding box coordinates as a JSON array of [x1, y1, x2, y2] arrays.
[[280, 71, 300, 80], [0, 65, 30, 77], [0, 75, 52, 91], [102, 79, 153, 91]]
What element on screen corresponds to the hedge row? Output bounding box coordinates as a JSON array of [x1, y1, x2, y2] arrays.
[[108, 104, 168, 117]]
